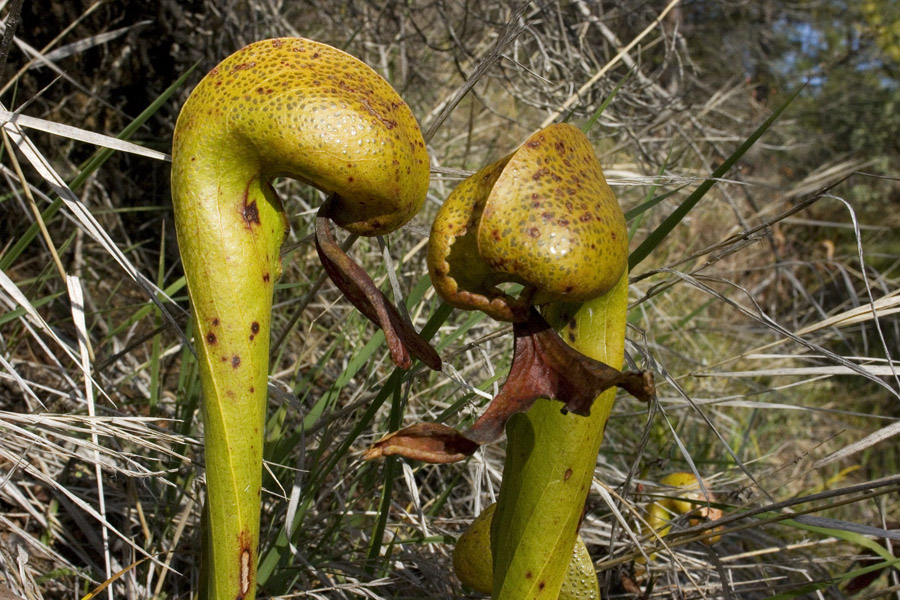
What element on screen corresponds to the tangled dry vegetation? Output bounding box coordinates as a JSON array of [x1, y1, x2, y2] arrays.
[[1, 1, 898, 598]]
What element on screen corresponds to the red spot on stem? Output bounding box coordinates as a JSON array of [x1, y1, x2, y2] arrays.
[[242, 198, 261, 228]]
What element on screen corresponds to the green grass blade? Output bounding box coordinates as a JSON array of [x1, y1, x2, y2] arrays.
[[627, 150, 676, 240], [624, 185, 687, 223], [580, 68, 633, 134], [365, 371, 404, 572], [629, 84, 805, 270], [0, 63, 196, 272], [257, 277, 456, 584]]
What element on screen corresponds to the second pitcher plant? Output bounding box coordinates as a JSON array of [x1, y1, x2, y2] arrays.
[[367, 123, 654, 598]]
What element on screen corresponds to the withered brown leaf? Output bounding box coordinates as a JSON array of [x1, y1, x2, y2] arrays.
[[315, 204, 442, 371]]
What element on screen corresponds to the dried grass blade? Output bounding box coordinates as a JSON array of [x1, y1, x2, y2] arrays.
[[67, 275, 112, 597], [701, 365, 900, 377], [811, 420, 900, 471], [0, 109, 170, 161], [43, 21, 153, 62]]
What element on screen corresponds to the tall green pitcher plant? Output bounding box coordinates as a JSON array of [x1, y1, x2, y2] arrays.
[[171, 37, 439, 600]]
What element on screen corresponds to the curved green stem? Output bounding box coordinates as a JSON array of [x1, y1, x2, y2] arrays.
[[491, 271, 629, 599], [171, 38, 432, 599]]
